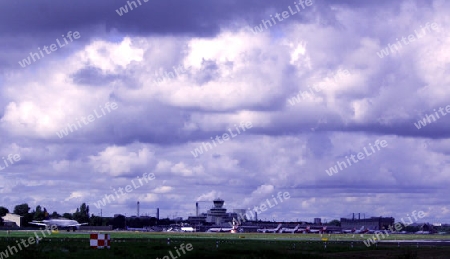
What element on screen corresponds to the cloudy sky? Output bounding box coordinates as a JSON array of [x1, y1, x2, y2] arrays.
[[1, 0, 449, 224]]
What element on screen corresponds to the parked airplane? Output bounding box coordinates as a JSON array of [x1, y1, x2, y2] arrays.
[[295, 226, 312, 233], [206, 218, 240, 233], [257, 224, 282, 233], [127, 226, 154, 232], [366, 227, 386, 234], [30, 219, 88, 231], [181, 227, 195, 232], [343, 226, 366, 234], [342, 227, 355, 234], [306, 226, 327, 234], [354, 226, 368, 234], [280, 224, 300, 233], [206, 227, 234, 233]]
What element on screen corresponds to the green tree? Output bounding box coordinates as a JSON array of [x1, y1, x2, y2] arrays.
[[25, 209, 35, 225], [13, 203, 30, 216], [73, 203, 89, 223], [62, 213, 73, 220], [0, 206, 9, 217], [13, 203, 34, 225], [0, 207, 6, 226], [112, 214, 126, 229], [73, 208, 80, 221], [328, 219, 341, 226], [33, 205, 46, 221], [51, 211, 61, 218], [89, 215, 103, 226], [404, 224, 420, 233]]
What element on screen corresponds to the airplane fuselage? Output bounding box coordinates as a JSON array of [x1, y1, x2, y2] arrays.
[[30, 219, 86, 231]]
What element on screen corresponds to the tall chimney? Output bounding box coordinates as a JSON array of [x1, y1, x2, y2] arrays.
[[196, 202, 199, 217], [137, 201, 140, 217], [156, 208, 159, 220]]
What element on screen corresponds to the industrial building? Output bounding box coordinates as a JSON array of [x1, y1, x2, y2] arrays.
[[341, 214, 394, 230]]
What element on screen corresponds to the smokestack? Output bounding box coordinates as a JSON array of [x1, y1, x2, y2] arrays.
[[352, 213, 355, 220], [255, 212, 258, 221], [137, 201, 140, 217], [156, 208, 159, 220], [196, 202, 199, 217], [358, 213, 360, 220]]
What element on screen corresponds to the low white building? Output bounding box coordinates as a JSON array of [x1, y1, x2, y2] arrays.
[[2, 213, 23, 227]]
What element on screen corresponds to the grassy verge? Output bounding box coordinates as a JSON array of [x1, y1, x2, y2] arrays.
[[0, 231, 449, 258]]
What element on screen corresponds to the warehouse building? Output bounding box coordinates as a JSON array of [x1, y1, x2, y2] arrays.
[[1, 213, 23, 227], [341, 214, 394, 230]]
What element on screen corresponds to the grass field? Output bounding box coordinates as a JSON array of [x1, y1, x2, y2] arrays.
[[1, 231, 450, 258], [2, 230, 450, 240]]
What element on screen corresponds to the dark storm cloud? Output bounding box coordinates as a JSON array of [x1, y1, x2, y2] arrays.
[[0, 0, 404, 37], [0, 0, 410, 71], [71, 66, 118, 85], [70, 66, 138, 88]]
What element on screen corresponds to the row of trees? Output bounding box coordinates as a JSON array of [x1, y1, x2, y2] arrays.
[[0, 203, 90, 226], [0, 203, 165, 228], [0, 206, 8, 225]]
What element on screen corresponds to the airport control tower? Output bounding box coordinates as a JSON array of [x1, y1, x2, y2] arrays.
[[206, 198, 228, 225]]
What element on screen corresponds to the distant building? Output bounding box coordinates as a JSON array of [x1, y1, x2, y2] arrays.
[[187, 198, 244, 225], [341, 216, 394, 230], [2, 213, 23, 227], [314, 218, 322, 225], [186, 215, 207, 225], [420, 223, 437, 233]]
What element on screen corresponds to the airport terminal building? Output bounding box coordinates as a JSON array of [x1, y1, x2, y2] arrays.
[[188, 198, 247, 226]]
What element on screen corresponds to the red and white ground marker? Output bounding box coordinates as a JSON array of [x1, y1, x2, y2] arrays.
[[90, 233, 110, 249]]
